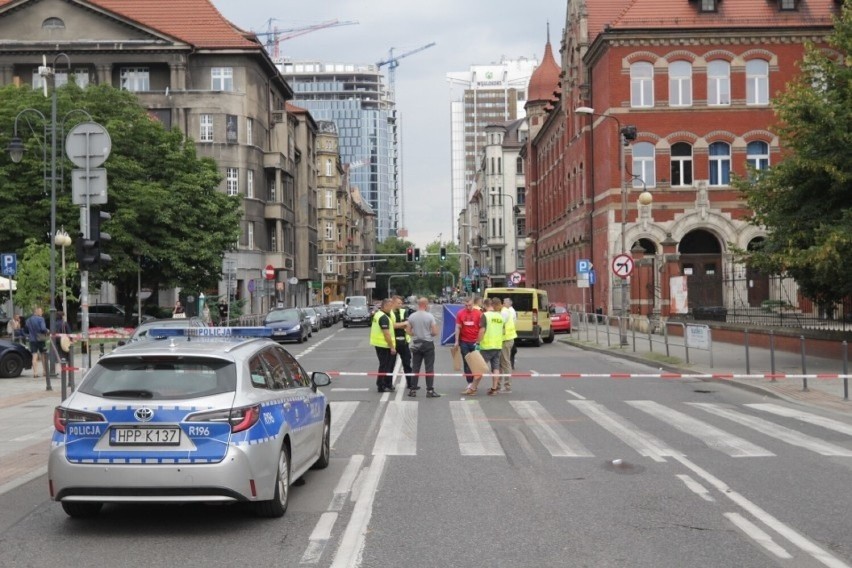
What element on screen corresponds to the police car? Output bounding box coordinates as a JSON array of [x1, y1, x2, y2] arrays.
[[48, 327, 332, 519]]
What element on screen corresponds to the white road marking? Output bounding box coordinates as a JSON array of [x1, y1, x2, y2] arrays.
[[10, 426, 54, 443], [673, 454, 850, 568], [509, 401, 593, 457], [332, 388, 370, 392], [372, 401, 417, 455], [689, 403, 852, 457], [330, 455, 365, 512], [675, 474, 715, 502], [0, 465, 47, 497], [628, 401, 774, 457], [301, 332, 341, 356], [450, 401, 504, 456], [724, 512, 793, 560], [329, 402, 360, 448], [568, 400, 674, 462], [330, 455, 387, 568], [746, 403, 852, 437], [565, 389, 586, 400], [300, 512, 339, 564]]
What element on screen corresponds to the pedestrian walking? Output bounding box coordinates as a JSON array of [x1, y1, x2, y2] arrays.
[[454, 297, 486, 390], [407, 297, 441, 398], [504, 298, 518, 368], [52, 311, 73, 364], [499, 298, 518, 393], [392, 295, 413, 390], [480, 298, 506, 396], [6, 313, 22, 344], [25, 306, 49, 387], [370, 298, 397, 393]]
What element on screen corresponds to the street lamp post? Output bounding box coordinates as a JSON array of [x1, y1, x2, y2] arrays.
[[575, 106, 637, 345], [54, 229, 72, 317]]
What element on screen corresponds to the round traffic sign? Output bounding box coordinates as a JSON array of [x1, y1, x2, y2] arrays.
[[611, 254, 634, 279], [265, 264, 275, 280], [510, 271, 522, 284], [65, 122, 112, 168]]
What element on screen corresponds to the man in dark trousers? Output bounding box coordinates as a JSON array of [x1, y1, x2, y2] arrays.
[[392, 295, 413, 390], [407, 297, 441, 398], [370, 298, 397, 393]]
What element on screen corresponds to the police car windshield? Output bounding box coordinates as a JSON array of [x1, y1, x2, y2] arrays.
[[79, 357, 237, 400]]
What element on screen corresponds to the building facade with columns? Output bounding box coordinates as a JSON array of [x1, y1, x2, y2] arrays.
[[524, 0, 841, 322]]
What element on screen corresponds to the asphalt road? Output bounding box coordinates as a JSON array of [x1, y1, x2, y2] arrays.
[[1, 307, 852, 568]]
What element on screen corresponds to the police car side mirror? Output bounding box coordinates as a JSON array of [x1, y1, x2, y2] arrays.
[[312, 371, 332, 388]]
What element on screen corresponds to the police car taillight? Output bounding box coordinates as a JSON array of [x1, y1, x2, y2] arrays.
[[53, 407, 106, 434], [186, 404, 260, 433]]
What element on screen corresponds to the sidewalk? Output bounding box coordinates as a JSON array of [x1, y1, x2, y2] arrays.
[[562, 323, 852, 414]]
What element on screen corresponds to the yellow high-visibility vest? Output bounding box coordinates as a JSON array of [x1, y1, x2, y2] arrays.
[[370, 311, 395, 348]]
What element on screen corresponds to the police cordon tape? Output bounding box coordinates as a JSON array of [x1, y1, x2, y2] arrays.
[[324, 371, 852, 380]]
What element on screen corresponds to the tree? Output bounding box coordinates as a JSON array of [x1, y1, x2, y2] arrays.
[[735, 4, 852, 307], [11, 239, 50, 314], [0, 84, 242, 324]]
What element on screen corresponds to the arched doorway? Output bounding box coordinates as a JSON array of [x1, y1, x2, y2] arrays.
[[632, 238, 658, 316], [746, 237, 770, 307], [679, 229, 723, 308]]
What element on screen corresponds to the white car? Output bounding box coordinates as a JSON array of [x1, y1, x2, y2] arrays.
[[48, 327, 331, 518]]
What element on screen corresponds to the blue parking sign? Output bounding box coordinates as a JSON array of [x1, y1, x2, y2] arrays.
[[1, 253, 16, 276], [577, 259, 591, 274]]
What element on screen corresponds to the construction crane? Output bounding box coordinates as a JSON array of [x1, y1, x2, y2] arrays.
[[254, 19, 359, 62], [376, 42, 436, 102]]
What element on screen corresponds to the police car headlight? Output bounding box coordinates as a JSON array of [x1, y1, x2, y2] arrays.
[[54, 407, 106, 434]]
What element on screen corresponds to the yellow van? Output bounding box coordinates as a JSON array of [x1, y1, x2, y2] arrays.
[[483, 287, 554, 346]]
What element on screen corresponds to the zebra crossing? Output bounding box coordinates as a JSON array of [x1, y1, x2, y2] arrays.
[[329, 399, 852, 461]]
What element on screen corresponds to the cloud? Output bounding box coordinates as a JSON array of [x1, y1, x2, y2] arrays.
[[213, 0, 564, 247]]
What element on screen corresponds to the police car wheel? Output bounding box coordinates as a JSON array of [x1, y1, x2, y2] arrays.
[[61, 501, 103, 518], [311, 412, 331, 470], [256, 445, 290, 518]]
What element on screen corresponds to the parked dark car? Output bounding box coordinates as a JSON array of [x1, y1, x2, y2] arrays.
[[312, 305, 334, 328], [77, 304, 155, 328], [263, 308, 310, 343], [343, 305, 371, 328], [0, 338, 32, 378]]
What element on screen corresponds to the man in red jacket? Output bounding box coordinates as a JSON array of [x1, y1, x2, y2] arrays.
[[453, 298, 486, 389]]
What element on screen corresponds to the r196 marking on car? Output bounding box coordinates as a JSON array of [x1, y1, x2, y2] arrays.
[[110, 427, 181, 446]]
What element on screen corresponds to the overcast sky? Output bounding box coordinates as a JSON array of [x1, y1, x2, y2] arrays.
[[213, 0, 565, 249]]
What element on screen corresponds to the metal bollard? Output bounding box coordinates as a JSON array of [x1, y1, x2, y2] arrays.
[[632, 323, 636, 353], [648, 326, 653, 353], [843, 341, 848, 401], [800, 335, 808, 392], [745, 329, 751, 376], [770, 331, 776, 381], [664, 324, 670, 357]]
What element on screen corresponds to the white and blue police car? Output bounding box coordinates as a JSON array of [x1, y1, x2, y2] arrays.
[[48, 327, 331, 518]]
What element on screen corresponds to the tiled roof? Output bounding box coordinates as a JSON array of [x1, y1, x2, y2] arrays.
[[0, 0, 261, 49], [527, 39, 560, 104], [588, 0, 838, 38]]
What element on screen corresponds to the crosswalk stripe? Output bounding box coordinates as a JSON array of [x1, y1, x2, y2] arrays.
[[509, 401, 593, 457], [746, 403, 852, 437], [569, 400, 675, 462], [628, 401, 774, 457], [688, 403, 852, 457], [450, 401, 504, 456], [372, 401, 417, 456], [329, 401, 360, 448]]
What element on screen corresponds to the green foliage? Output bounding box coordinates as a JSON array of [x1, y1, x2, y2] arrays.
[[0, 83, 242, 319], [374, 237, 462, 298], [734, 4, 852, 306], [12, 239, 50, 313]]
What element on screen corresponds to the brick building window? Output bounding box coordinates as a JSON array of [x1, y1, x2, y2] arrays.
[[120, 67, 149, 92], [746, 141, 770, 177], [746, 60, 769, 105], [668, 61, 692, 107], [709, 142, 731, 186], [707, 60, 731, 106], [671, 142, 693, 187], [630, 62, 654, 108], [632, 142, 656, 188]]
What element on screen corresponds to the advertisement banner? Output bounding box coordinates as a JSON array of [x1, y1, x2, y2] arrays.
[[670, 276, 688, 314]]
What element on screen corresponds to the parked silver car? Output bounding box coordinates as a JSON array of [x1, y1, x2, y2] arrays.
[[48, 327, 332, 518], [302, 307, 320, 333]]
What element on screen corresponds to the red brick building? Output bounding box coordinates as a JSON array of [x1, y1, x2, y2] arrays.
[[524, 0, 842, 322]]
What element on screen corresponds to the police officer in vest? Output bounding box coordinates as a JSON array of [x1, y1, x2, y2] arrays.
[[481, 298, 507, 396], [370, 298, 397, 392], [499, 298, 518, 393], [392, 295, 414, 390]]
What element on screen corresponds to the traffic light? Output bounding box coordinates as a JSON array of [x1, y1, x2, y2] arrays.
[[406, 247, 414, 262], [440, 247, 447, 261], [76, 208, 111, 271], [414, 248, 421, 262]]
